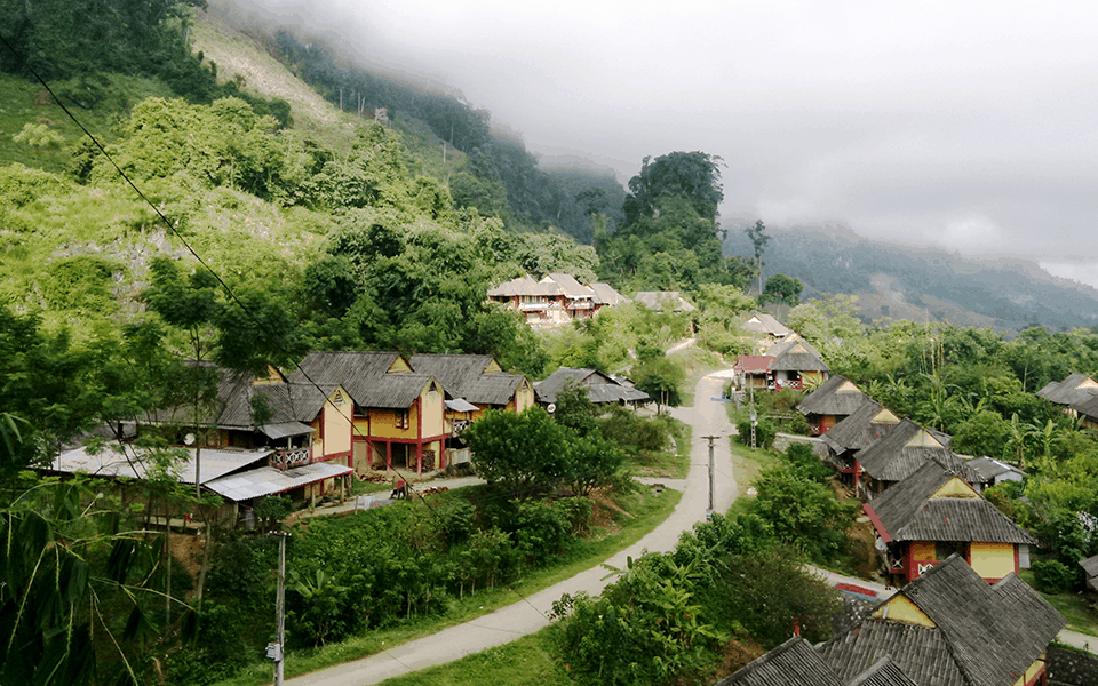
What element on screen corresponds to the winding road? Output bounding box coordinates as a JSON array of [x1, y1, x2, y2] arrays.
[[284, 371, 738, 686]]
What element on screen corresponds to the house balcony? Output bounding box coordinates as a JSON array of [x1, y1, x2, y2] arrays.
[[567, 301, 595, 310], [519, 302, 549, 311], [271, 446, 311, 471]]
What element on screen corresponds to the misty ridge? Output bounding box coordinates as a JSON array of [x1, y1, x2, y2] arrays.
[[721, 217, 1098, 333]]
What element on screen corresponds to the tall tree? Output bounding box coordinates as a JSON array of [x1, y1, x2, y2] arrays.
[[622, 151, 724, 224], [745, 220, 770, 295]]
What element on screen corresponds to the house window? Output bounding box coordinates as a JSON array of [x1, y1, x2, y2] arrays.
[[396, 410, 409, 429]]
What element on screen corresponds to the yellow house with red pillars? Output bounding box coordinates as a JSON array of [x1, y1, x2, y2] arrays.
[[864, 460, 1036, 585], [819, 555, 1064, 686], [288, 351, 446, 476]]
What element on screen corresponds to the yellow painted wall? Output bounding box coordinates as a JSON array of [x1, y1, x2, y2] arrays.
[[485, 360, 502, 374], [323, 388, 353, 457], [906, 430, 943, 448], [516, 381, 534, 413], [1012, 654, 1044, 686], [421, 382, 444, 436], [802, 371, 826, 385], [971, 542, 1016, 580], [872, 595, 936, 627], [311, 417, 323, 460], [371, 409, 412, 439], [931, 478, 980, 499], [388, 357, 412, 374]]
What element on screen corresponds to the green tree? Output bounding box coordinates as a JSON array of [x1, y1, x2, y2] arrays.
[[622, 151, 724, 225], [633, 357, 685, 414], [752, 465, 857, 563], [466, 408, 573, 496], [745, 219, 770, 295], [759, 273, 803, 307]]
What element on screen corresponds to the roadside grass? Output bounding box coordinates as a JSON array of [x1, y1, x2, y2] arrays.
[[380, 627, 569, 686], [211, 487, 682, 686], [727, 440, 781, 500], [630, 418, 691, 479], [672, 347, 726, 408], [1019, 570, 1098, 638]]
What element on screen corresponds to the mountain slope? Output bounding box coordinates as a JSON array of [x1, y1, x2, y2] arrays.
[[721, 218, 1098, 332]]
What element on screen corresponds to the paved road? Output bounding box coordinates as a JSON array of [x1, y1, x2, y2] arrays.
[[284, 372, 738, 686]]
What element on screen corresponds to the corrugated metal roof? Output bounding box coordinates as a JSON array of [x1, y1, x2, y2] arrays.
[[204, 461, 352, 502], [734, 355, 775, 374], [260, 421, 314, 440], [446, 398, 479, 412], [51, 442, 271, 484]]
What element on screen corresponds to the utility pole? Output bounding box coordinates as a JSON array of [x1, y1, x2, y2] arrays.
[[703, 435, 717, 520], [268, 531, 291, 685]]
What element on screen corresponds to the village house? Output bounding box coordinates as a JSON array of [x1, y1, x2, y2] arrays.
[[1035, 372, 1098, 419], [1080, 555, 1098, 593], [796, 374, 876, 435], [717, 636, 916, 686], [764, 335, 829, 390], [863, 460, 1036, 585], [742, 310, 792, 352], [288, 351, 446, 475], [964, 456, 1025, 494], [732, 355, 774, 391], [533, 367, 650, 407], [819, 555, 1063, 686], [821, 402, 902, 490], [1070, 393, 1098, 431], [486, 272, 625, 327], [408, 353, 534, 468], [856, 419, 962, 499]]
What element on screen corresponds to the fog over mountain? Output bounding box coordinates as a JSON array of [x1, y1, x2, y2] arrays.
[[223, 0, 1098, 289]]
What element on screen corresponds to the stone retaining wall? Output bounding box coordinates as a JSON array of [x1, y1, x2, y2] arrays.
[[773, 433, 828, 458], [1049, 645, 1098, 686]]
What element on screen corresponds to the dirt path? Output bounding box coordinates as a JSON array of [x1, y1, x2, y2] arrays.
[[283, 371, 738, 686]]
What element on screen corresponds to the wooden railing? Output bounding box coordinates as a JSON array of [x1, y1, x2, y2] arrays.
[[271, 447, 311, 471]]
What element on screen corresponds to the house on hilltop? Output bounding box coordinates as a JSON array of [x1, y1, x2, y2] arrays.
[[818, 555, 1063, 686], [797, 375, 875, 435], [717, 636, 916, 686], [487, 273, 625, 327], [862, 460, 1036, 584], [742, 310, 792, 349]]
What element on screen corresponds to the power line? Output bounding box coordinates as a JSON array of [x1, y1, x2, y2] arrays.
[[0, 34, 446, 525]]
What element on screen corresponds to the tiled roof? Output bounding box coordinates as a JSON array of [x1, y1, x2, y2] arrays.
[[867, 461, 1035, 545], [718, 637, 844, 686], [409, 353, 526, 406], [1036, 372, 1098, 406], [822, 402, 896, 454], [590, 283, 630, 305], [633, 291, 696, 312], [964, 457, 1023, 484], [798, 375, 875, 418], [821, 556, 1064, 686], [856, 419, 964, 483], [743, 311, 793, 337], [289, 351, 436, 409], [770, 342, 830, 372], [533, 367, 649, 404], [734, 355, 775, 374]]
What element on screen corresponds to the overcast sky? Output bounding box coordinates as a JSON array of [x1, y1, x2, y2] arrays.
[[241, 1, 1098, 287]]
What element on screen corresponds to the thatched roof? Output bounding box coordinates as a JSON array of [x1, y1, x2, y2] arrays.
[[798, 375, 875, 417], [533, 367, 650, 404], [743, 311, 792, 337], [590, 283, 630, 305], [770, 341, 829, 372], [820, 555, 1062, 686]]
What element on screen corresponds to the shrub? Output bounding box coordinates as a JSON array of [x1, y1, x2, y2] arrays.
[[737, 419, 775, 449], [784, 443, 832, 483], [1032, 559, 1076, 594]]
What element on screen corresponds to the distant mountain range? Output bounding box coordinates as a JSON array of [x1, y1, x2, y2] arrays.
[[720, 217, 1098, 333]]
